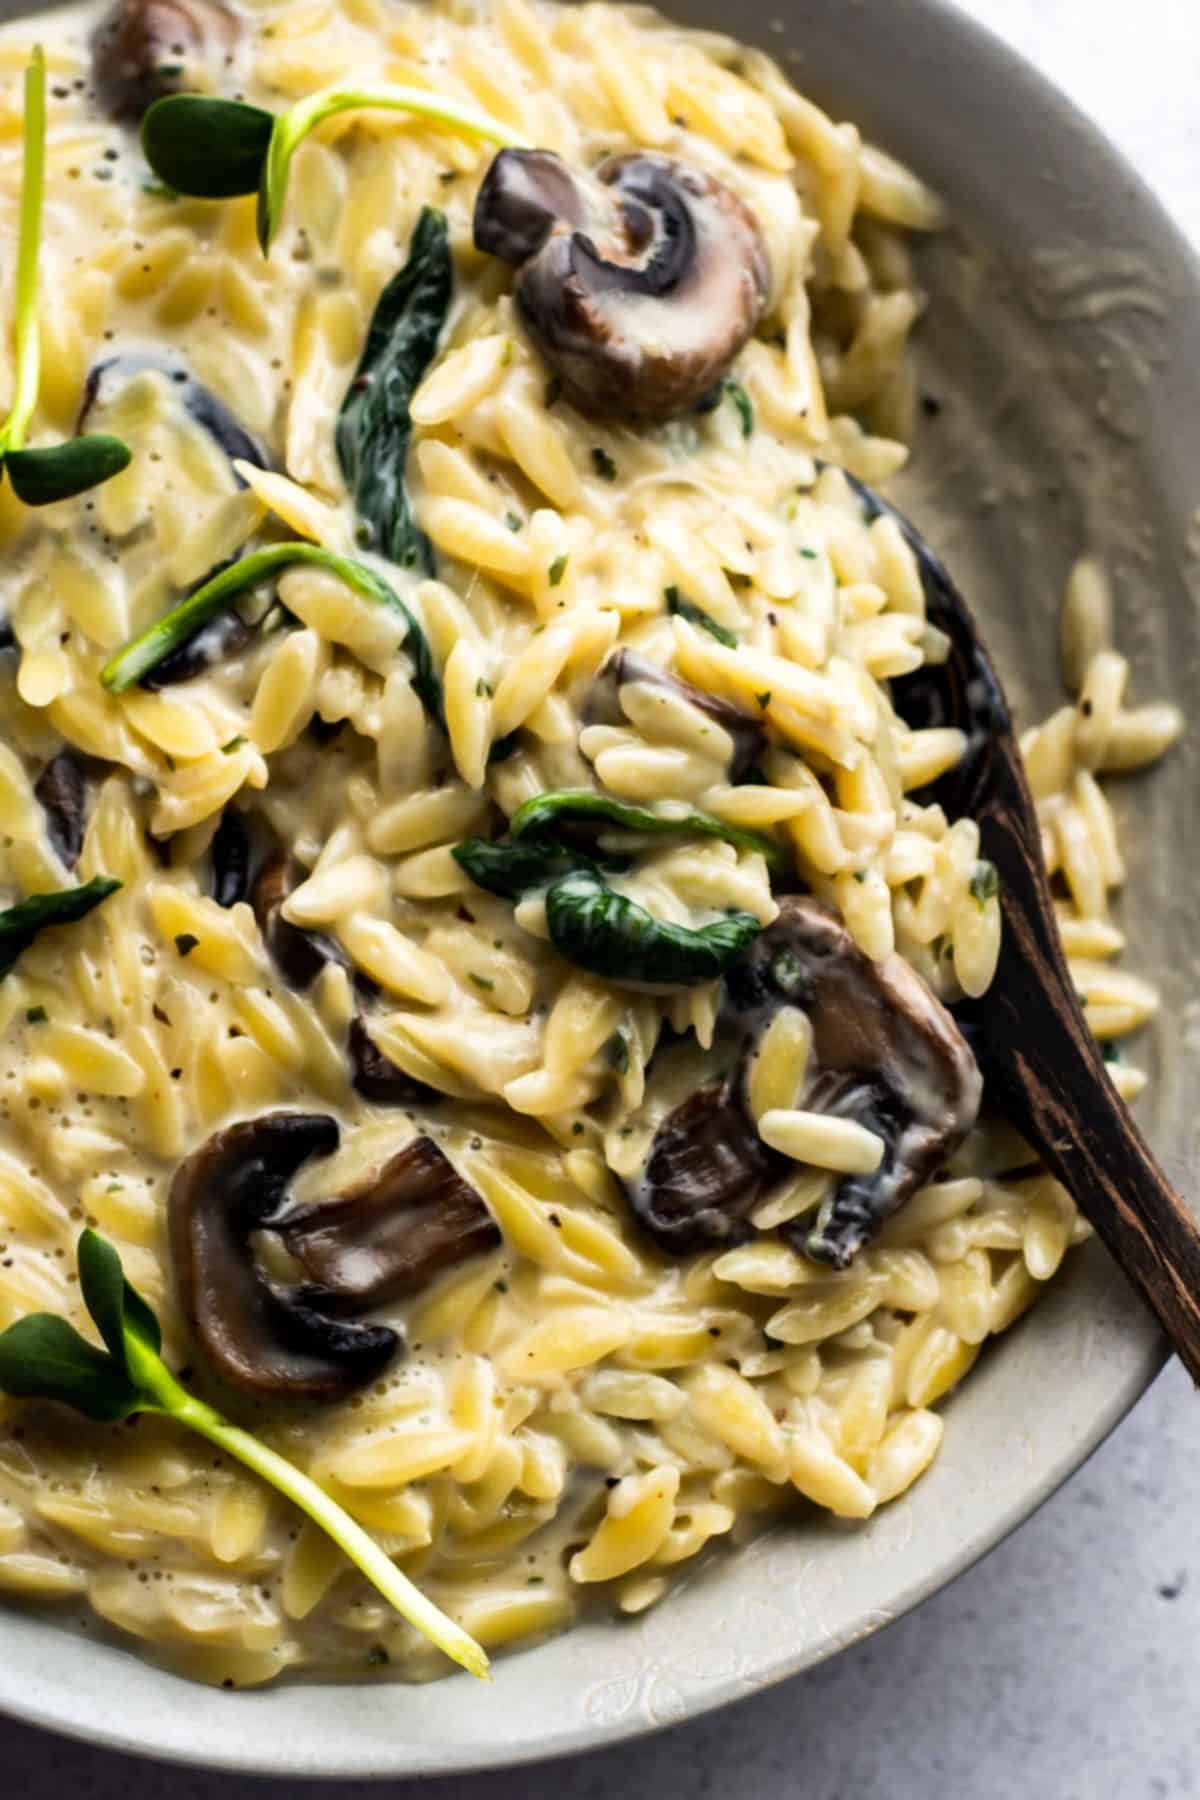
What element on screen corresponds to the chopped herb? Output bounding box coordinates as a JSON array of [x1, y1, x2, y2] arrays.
[[505, 511, 523, 532], [105, 1182, 122, 1193], [665, 585, 738, 648], [469, 972, 495, 992], [726, 379, 753, 438], [799, 547, 818, 560], [754, 691, 772, 710], [173, 933, 200, 958], [526, 1575, 545, 1585], [1103, 1041, 1121, 1064], [493, 1279, 509, 1293], [590, 446, 618, 481], [547, 554, 568, 587], [571, 1122, 584, 1136], [24, 1004, 46, 1024], [968, 859, 1000, 907], [220, 735, 246, 755], [605, 1030, 630, 1075], [475, 677, 493, 697], [365, 1645, 390, 1668], [852, 869, 867, 883]]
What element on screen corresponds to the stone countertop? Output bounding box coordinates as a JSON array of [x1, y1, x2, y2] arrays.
[[4, 2, 1200, 1794]]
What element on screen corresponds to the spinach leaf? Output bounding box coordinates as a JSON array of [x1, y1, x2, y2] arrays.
[[510, 788, 783, 870], [336, 209, 452, 574], [0, 877, 120, 979], [452, 836, 598, 901], [101, 543, 443, 727], [0, 1231, 489, 1678], [545, 869, 762, 988], [665, 585, 738, 648]]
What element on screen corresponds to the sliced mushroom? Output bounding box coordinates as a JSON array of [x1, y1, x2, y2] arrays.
[[271, 1135, 500, 1310], [78, 354, 271, 477], [210, 806, 250, 908], [144, 604, 255, 690], [250, 848, 348, 990], [624, 1074, 786, 1252], [168, 1112, 399, 1402], [624, 897, 981, 1266], [586, 648, 765, 782], [729, 897, 982, 1268], [474, 149, 768, 420], [91, 0, 241, 124], [35, 752, 90, 870], [348, 1015, 441, 1107]]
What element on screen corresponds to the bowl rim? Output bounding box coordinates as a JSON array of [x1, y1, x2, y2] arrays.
[[0, 0, 1187, 1775]]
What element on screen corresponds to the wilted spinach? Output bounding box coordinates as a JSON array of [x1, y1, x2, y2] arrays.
[[336, 208, 453, 574]]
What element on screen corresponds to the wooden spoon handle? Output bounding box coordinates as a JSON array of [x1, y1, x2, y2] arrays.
[[975, 741, 1200, 1382]]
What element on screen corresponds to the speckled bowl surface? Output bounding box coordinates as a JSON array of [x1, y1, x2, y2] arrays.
[[1, 0, 1197, 1776]]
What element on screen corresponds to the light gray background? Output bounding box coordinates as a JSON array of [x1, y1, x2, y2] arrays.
[[4, 1, 1199, 1794]]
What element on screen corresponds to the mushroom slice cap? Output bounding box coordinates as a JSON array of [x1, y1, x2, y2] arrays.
[[250, 848, 348, 991], [347, 1015, 442, 1108], [210, 806, 251, 909], [474, 149, 768, 420], [730, 897, 983, 1268], [168, 1112, 399, 1402], [624, 1075, 786, 1253], [34, 751, 90, 871], [273, 1134, 501, 1310], [91, 0, 241, 124], [586, 648, 765, 782]]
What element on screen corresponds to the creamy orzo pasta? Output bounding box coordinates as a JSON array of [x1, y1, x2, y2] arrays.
[[0, 0, 1179, 1687]]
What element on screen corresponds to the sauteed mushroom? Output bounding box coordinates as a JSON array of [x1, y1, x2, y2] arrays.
[[168, 1112, 399, 1402], [732, 897, 982, 1267], [250, 848, 347, 990], [91, 0, 240, 123], [347, 1016, 441, 1107], [35, 751, 90, 870], [209, 806, 250, 908], [273, 1135, 500, 1310], [624, 1071, 786, 1252], [586, 647, 765, 782], [78, 353, 270, 477], [474, 149, 768, 419], [625, 898, 981, 1266]]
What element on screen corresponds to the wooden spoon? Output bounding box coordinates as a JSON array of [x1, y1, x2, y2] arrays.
[[850, 475, 1200, 1382]]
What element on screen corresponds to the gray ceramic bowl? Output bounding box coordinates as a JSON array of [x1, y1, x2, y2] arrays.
[[1, 0, 1197, 1776]]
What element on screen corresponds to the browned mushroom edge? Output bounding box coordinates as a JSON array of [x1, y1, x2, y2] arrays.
[[347, 1015, 442, 1108], [473, 149, 768, 420], [168, 1112, 399, 1402], [79, 354, 273, 687], [169, 1113, 500, 1400], [246, 844, 438, 1105], [586, 647, 765, 783], [624, 896, 982, 1269], [270, 1134, 501, 1311], [34, 751, 91, 871], [90, 0, 241, 124], [249, 847, 349, 992]]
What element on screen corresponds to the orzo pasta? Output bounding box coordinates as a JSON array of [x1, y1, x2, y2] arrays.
[[0, 0, 1179, 1688]]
